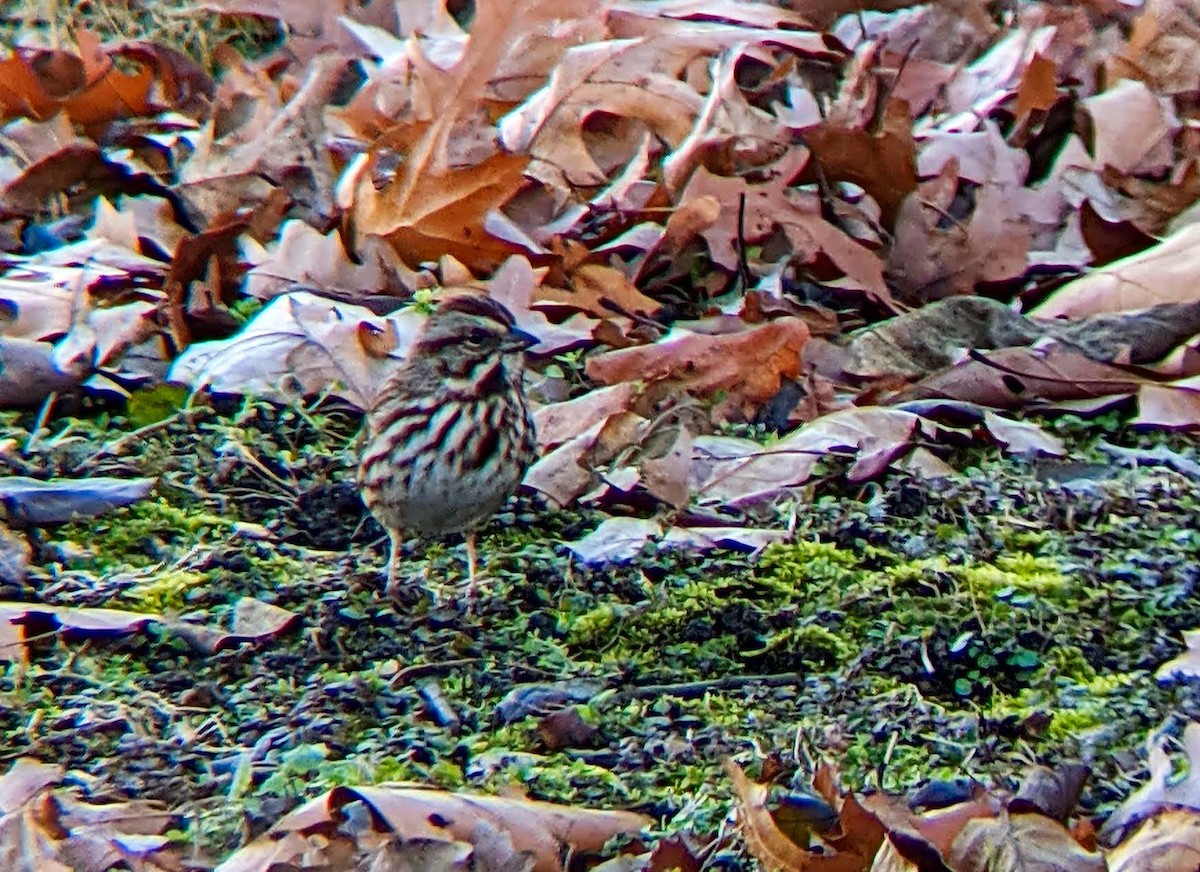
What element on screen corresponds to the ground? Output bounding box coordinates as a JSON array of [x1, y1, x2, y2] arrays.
[[0, 394, 1197, 865]]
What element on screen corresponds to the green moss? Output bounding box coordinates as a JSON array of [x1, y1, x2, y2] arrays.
[[743, 623, 855, 667], [65, 499, 232, 570], [5, 395, 1200, 864], [120, 568, 209, 612], [959, 554, 1073, 598]]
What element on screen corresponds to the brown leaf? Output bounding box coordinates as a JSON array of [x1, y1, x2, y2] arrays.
[[1080, 78, 1177, 177], [1109, 0, 1200, 94], [586, 317, 811, 420], [1014, 53, 1059, 122], [890, 125, 1034, 301], [896, 345, 1146, 410], [194, 0, 399, 64], [0, 34, 209, 125], [1030, 224, 1200, 318], [641, 425, 693, 508], [948, 810, 1105, 872], [177, 54, 347, 226], [1100, 722, 1200, 843], [1107, 808, 1200, 872], [800, 55, 918, 229], [216, 784, 648, 872], [680, 150, 887, 298], [537, 708, 598, 752], [981, 411, 1065, 457], [348, 0, 587, 270], [691, 407, 929, 506], [0, 758, 178, 872], [525, 410, 647, 507], [533, 384, 640, 450], [726, 760, 821, 872], [537, 264, 663, 321], [726, 760, 869, 872], [484, 257, 600, 356], [1132, 378, 1200, 428], [244, 221, 419, 303], [0, 597, 296, 664], [169, 291, 424, 409]]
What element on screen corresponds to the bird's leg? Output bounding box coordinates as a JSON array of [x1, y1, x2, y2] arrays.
[[385, 529, 404, 598]]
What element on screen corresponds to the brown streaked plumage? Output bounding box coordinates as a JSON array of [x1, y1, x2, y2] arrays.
[[358, 294, 538, 597]]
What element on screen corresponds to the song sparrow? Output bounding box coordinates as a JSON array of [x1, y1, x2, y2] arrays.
[[358, 294, 538, 597]]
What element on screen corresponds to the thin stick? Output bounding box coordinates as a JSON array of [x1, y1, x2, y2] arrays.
[[612, 672, 803, 703]]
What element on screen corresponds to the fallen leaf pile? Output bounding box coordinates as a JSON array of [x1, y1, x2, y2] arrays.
[[0, 757, 180, 871], [721, 718, 1200, 872], [5, 0, 1200, 555]]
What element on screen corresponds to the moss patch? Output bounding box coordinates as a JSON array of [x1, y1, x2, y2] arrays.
[[1, 398, 1198, 861]]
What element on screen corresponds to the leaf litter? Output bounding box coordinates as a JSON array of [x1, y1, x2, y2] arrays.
[[4, 0, 1200, 868]]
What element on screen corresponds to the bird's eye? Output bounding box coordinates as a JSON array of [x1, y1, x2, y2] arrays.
[[464, 328, 490, 347]]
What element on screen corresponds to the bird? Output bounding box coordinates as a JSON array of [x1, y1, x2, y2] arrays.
[[357, 294, 538, 598]]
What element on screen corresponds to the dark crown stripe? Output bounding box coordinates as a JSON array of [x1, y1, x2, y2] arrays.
[[434, 294, 517, 327]]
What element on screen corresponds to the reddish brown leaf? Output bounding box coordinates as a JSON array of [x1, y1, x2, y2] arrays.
[[587, 317, 811, 420]]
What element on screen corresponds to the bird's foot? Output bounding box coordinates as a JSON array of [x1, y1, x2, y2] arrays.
[[383, 564, 431, 604], [458, 571, 499, 605]]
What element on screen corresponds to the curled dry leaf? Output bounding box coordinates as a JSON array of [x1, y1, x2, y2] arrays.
[[1131, 377, 1200, 428], [213, 782, 649, 872], [1106, 809, 1200, 872], [566, 514, 790, 565], [0, 757, 179, 872], [679, 150, 887, 299], [0, 32, 211, 125], [980, 411, 1065, 457], [799, 53, 918, 230], [177, 53, 347, 225], [1100, 722, 1200, 843], [525, 405, 647, 506], [537, 264, 663, 320], [165, 597, 301, 655], [948, 810, 1106, 872], [484, 257, 600, 356], [726, 760, 818, 872], [345, 0, 592, 271], [0, 596, 298, 664], [890, 124, 1035, 302], [533, 383, 640, 449], [566, 516, 662, 565], [896, 344, 1146, 410], [725, 759, 881, 872], [169, 291, 423, 408], [1080, 79, 1178, 177], [1030, 223, 1200, 319], [243, 220, 419, 303], [692, 407, 932, 506], [586, 317, 810, 420]]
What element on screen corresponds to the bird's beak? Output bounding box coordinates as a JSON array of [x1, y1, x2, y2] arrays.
[[505, 327, 539, 352]]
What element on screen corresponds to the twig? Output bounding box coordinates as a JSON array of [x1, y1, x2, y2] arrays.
[[611, 672, 804, 704], [736, 193, 751, 292], [72, 406, 212, 473], [389, 657, 477, 689], [23, 393, 56, 454]]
